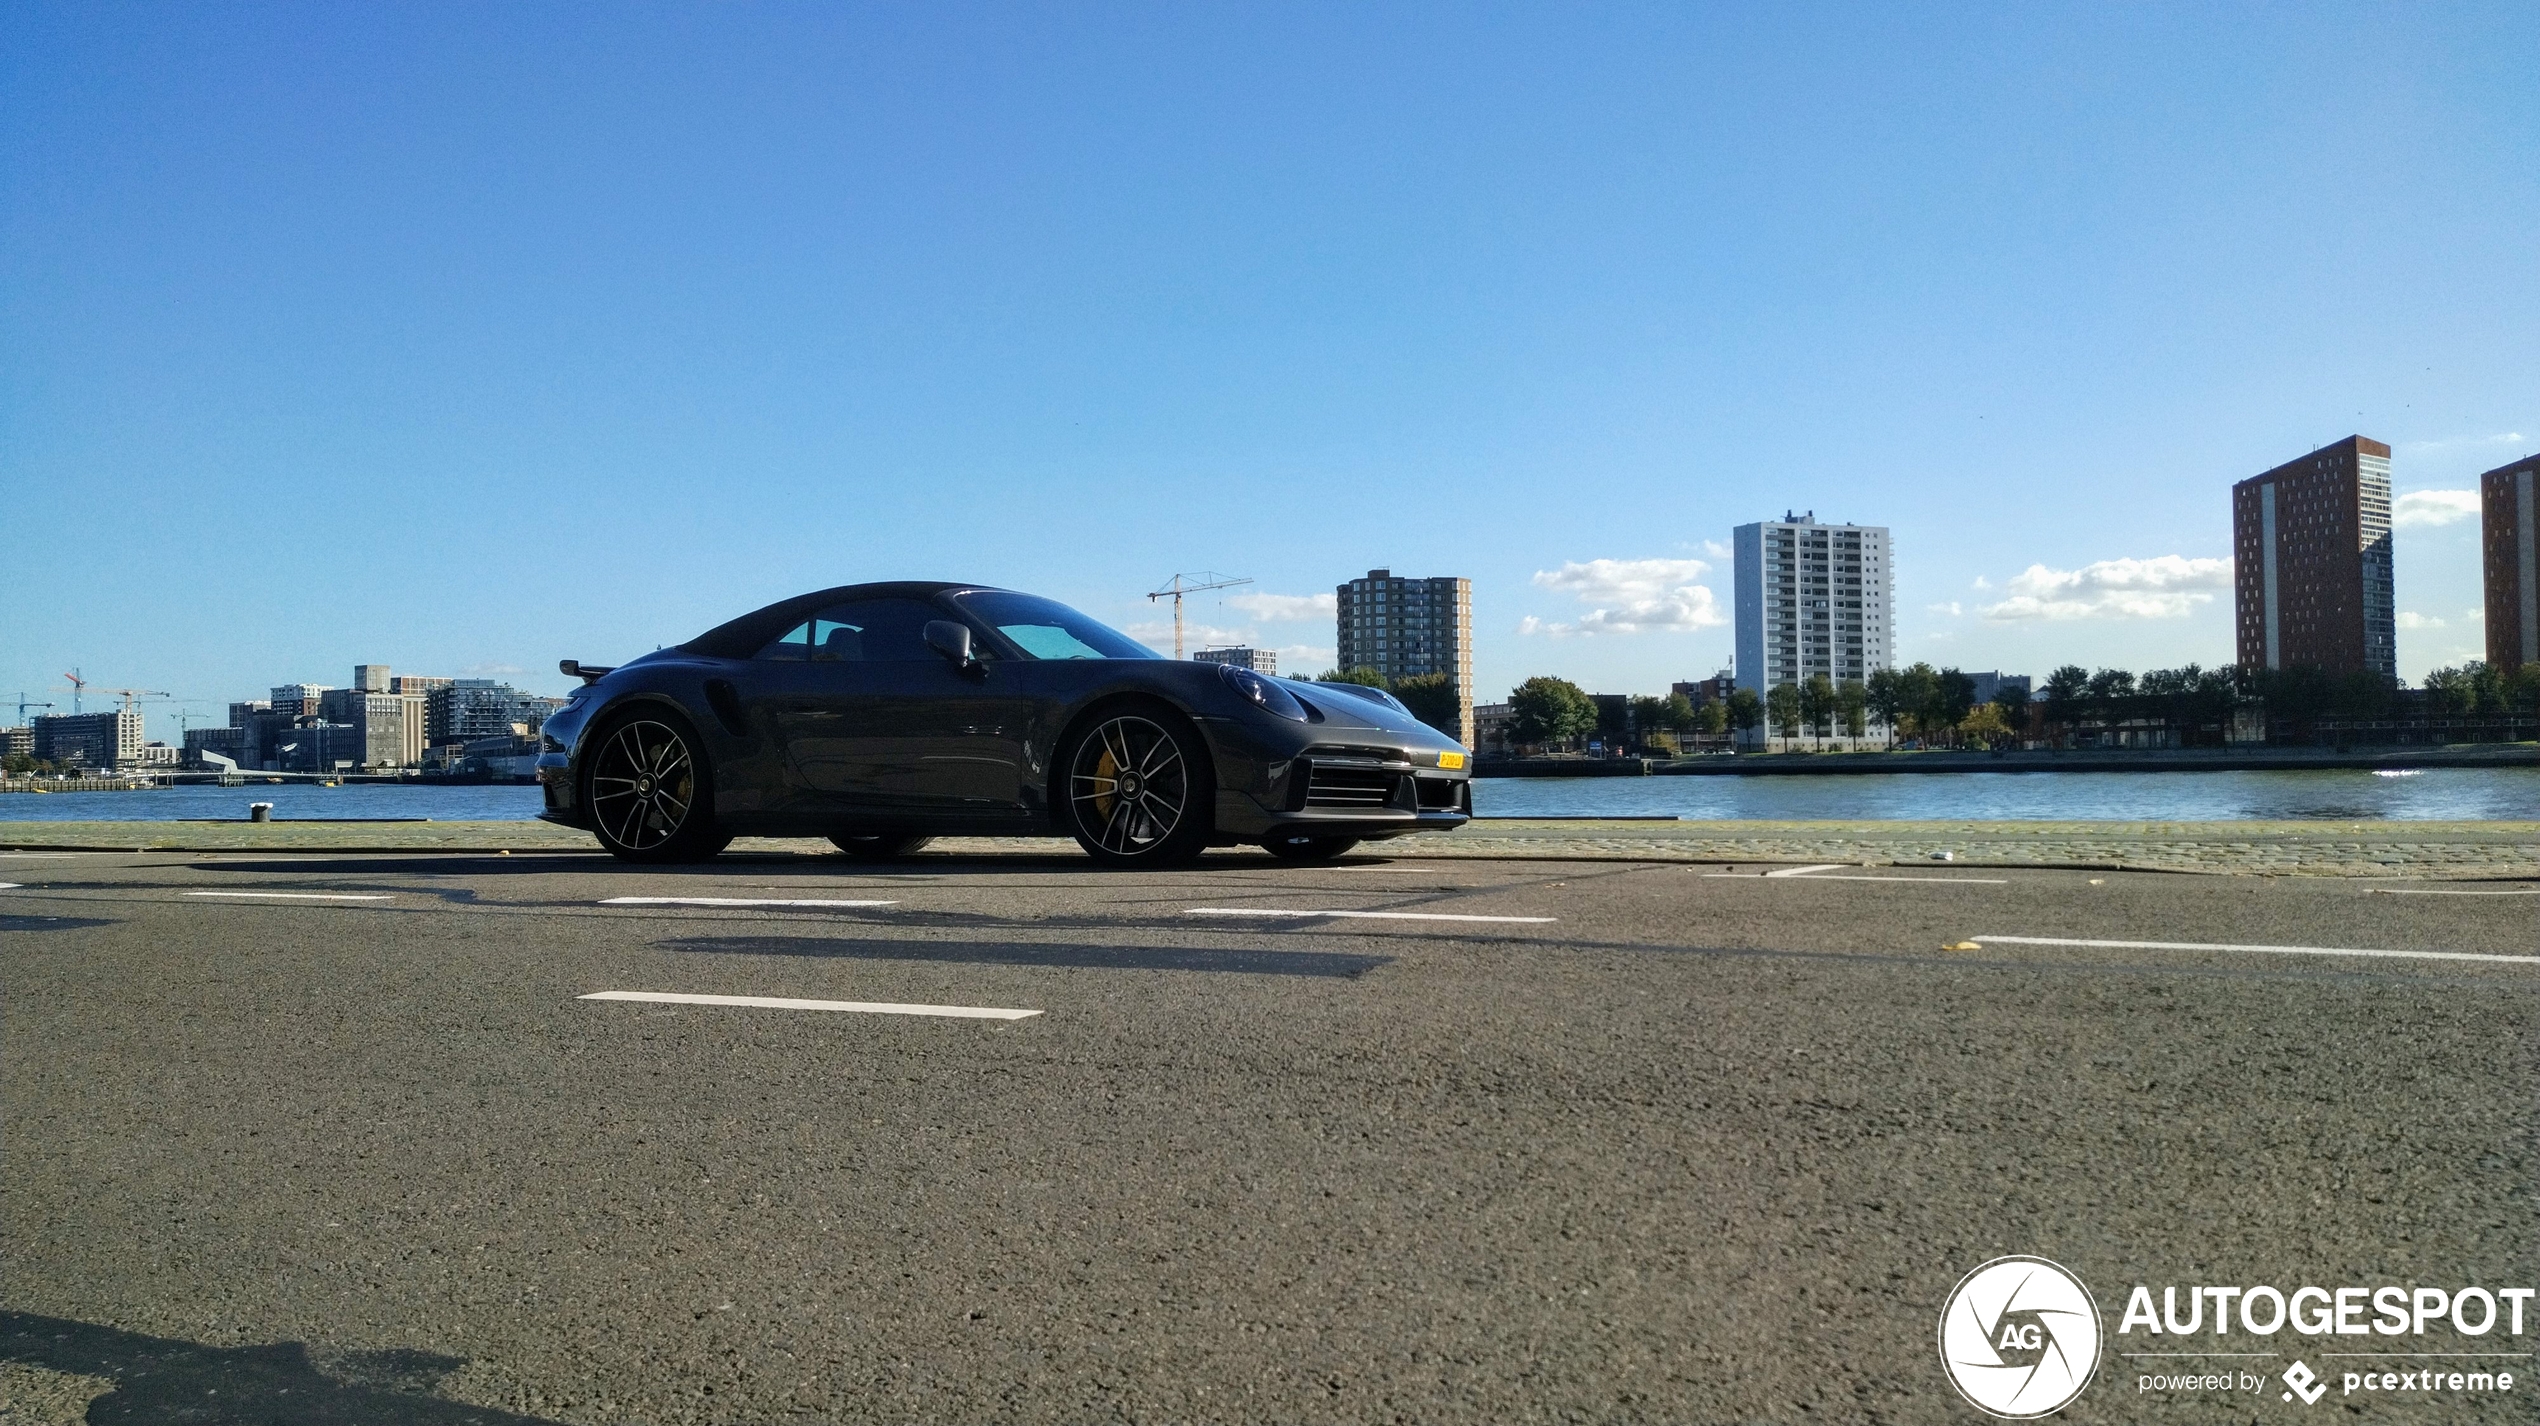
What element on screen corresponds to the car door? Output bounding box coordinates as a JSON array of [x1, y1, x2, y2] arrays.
[[773, 596, 1030, 820]]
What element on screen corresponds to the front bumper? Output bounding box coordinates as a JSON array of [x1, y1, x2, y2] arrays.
[[1213, 742, 1472, 840]]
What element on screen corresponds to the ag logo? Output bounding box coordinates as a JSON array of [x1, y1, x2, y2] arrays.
[[1938, 1256, 2102, 1418]]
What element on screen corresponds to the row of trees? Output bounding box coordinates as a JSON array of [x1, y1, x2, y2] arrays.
[[1341, 655, 2540, 756]]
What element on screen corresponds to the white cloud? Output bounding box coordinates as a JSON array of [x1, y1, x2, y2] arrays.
[[2392, 489, 2480, 528], [1700, 539, 1733, 559], [1523, 557, 1726, 636], [2401, 431, 2525, 453], [2396, 611, 2446, 629], [1980, 555, 2233, 621], [1125, 620, 1250, 651], [1971, 575, 1992, 590], [1272, 643, 1334, 671], [462, 662, 525, 676], [1225, 591, 1336, 622], [1928, 601, 1964, 617]]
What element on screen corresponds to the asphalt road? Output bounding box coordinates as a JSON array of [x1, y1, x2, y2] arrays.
[[3, 844, 2535, 1424]]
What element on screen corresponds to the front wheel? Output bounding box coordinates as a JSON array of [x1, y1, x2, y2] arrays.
[[1058, 704, 1215, 868], [1262, 834, 1359, 864], [584, 712, 727, 863], [829, 833, 933, 860]]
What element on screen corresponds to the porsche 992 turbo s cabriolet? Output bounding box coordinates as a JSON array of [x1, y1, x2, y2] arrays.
[[536, 583, 1472, 867]]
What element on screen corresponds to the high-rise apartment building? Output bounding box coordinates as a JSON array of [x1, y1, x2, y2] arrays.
[[1334, 569, 1474, 745], [2232, 436, 2395, 679], [1192, 646, 1277, 674], [1732, 515, 1893, 694], [426, 680, 566, 745], [2484, 451, 2540, 674]]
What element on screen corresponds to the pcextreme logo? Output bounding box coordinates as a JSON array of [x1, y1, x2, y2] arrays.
[[1938, 1257, 2103, 1419]]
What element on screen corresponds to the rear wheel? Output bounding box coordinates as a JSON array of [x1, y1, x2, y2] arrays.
[[828, 833, 933, 860], [1262, 834, 1359, 864], [1058, 704, 1214, 868], [584, 712, 728, 863]]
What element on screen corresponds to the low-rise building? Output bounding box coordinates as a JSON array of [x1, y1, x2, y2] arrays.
[[427, 681, 564, 745], [1192, 646, 1277, 674], [183, 726, 246, 767], [1, 726, 33, 763], [1968, 671, 2033, 705], [1671, 670, 1737, 707]]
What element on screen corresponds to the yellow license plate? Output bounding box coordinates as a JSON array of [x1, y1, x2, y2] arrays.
[[1436, 751, 1466, 770]]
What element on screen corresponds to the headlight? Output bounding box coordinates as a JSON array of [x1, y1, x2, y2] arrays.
[[1218, 664, 1309, 721]]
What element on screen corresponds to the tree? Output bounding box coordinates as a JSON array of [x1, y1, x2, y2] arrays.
[[1865, 668, 1905, 745], [1628, 694, 1671, 751], [1316, 667, 1391, 690], [1990, 684, 2031, 744], [1765, 683, 1802, 745], [1507, 676, 1596, 746], [2040, 665, 2090, 743], [1724, 687, 1763, 739], [1392, 673, 1461, 739], [1894, 663, 1942, 743], [1938, 667, 1977, 732], [1660, 691, 1699, 732], [1958, 703, 2012, 748], [1799, 674, 1836, 750], [1838, 680, 1868, 741], [1695, 698, 1728, 736]]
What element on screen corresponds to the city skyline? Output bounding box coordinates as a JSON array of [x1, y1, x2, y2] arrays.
[[4, 7, 2532, 725]]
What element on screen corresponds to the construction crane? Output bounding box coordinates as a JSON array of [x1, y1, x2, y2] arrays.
[[60, 669, 86, 714], [1147, 572, 1252, 661], [14, 694, 53, 723]]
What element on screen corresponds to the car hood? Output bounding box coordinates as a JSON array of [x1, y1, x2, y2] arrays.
[[1286, 680, 1436, 738]]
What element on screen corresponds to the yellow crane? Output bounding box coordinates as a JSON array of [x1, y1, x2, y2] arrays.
[[1147, 572, 1252, 661]]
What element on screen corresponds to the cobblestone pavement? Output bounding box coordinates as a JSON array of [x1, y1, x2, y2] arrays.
[[6, 818, 2536, 878]]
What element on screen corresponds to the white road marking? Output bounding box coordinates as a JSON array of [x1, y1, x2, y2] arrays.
[[1969, 934, 2538, 967], [578, 990, 1038, 1020], [1184, 907, 1556, 924], [1705, 868, 2009, 885], [597, 897, 899, 909], [2357, 884, 2540, 894], [184, 890, 394, 902], [0, 883, 18, 890]]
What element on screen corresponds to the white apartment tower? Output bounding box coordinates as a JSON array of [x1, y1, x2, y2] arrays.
[[1334, 569, 1475, 746], [1732, 514, 1893, 693]]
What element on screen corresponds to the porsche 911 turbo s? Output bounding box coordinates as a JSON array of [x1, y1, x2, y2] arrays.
[[536, 582, 1472, 867]]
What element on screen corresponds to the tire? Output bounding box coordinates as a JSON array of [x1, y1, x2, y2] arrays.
[[582, 710, 728, 863], [1057, 702, 1215, 869], [1262, 834, 1359, 864], [828, 833, 934, 860]]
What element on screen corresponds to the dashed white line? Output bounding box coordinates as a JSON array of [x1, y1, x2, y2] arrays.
[[1705, 868, 2009, 885], [578, 990, 1038, 1020], [1184, 907, 1556, 924], [2368, 887, 2539, 897], [1968, 934, 2537, 967], [0, 883, 19, 890], [598, 897, 900, 909], [184, 890, 394, 902]]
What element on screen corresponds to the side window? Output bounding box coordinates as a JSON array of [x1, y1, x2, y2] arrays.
[[801, 598, 949, 662], [754, 621, 812, 661]]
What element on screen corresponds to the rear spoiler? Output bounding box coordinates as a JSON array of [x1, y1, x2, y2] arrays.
[[559, 659, 615, 686]]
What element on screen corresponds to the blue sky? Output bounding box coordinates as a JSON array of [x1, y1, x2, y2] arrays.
[[4, 3, 2533, 741]]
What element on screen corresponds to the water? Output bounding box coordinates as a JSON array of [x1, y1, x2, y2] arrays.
[[1473, 768, 2540, 822], [0, 782, 546, 823], [3, 769, 2534, 824]]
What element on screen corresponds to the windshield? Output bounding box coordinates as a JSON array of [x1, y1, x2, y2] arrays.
[[953, 591, 1161, 660]]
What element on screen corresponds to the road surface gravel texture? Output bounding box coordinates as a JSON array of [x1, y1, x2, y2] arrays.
[[2, 841, 2534, 1423]]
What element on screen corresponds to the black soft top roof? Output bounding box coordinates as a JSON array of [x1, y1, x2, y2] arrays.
[[682, 582, 1010, 659]]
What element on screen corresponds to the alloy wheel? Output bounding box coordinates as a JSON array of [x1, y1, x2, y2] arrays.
[[1068, 715, 1190, 856], [588, 719, 697, 852]]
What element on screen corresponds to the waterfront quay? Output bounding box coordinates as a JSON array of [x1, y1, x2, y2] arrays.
[[1478, 741, 2540, 777]]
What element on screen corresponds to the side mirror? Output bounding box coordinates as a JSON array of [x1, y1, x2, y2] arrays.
[[923, 620, 978, 669]]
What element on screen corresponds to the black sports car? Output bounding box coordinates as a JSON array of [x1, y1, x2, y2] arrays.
[[536, 582, 1472, 866]]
